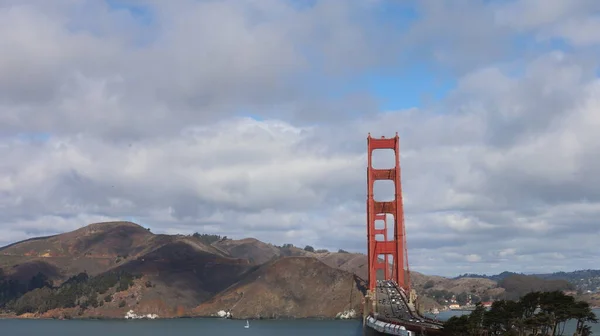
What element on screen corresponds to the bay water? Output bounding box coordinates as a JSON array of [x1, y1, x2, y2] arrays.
[[0, 318, 363, 336], [1, 309, 598, 335]]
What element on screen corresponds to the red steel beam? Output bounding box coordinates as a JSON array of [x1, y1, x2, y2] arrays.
[[372, 214, 389, 280], [366, 132, 410, 293]]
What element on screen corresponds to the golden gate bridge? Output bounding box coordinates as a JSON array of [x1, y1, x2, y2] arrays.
[[363, 133, 445, 336]]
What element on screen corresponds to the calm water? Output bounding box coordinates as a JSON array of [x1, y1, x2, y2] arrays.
[[1, 310, 598, 335], [0, 318, 363, 336]]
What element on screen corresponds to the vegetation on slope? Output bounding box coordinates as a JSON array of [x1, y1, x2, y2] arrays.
[[418, 274, 574, 307], [455, 270, 600, 293], [0, 269, 139, 316], [454, 271, 520, 282], [443, 291, 598, 336], [191, 233, 228, 245]]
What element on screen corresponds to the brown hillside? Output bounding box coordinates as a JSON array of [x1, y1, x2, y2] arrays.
[[216, 241, 476, 299], [213, 238, 281, 265], [577, 292, 600, 308], [213, 240, 450, 296], [1, 222, 152, 258], [0, 222, 219, 282], [314, 252, 369, 281], [443, 277, 502, 296], [113, 240, 254, 306], [192, 256, 365, 319], [499, 274, 573, 300], [0, 222, 155, 280], [2, 223, 588, 318], [410, 271, 447, 290], [213, 238, 370, 279], [416, 276, 503, 296]]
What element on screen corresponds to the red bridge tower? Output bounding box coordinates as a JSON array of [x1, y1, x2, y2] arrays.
[[366, 133, 410, 293]]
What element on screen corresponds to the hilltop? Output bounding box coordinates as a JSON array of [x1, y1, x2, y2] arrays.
[[455, 270, 600, 293], [0, 221, 594, 318]]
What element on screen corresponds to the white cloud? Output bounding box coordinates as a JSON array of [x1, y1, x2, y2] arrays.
[[494, 0, 600, 47], [0, 0, 599, 277], [465, 254, 483, 263]]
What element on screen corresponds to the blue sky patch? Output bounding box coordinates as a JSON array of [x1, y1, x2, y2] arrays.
[[15, 132, 51, 143], [106, 0, 155, 26]]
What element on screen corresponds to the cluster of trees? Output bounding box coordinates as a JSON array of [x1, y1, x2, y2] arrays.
[[259, 242, 351, 255], [302, 245, 329, 253], [0, 269, 141, 315], [0, 271, 50, 307], [454, 271, 519, 282], [443, 291, 598, 336], [191, 233, 228, 245]]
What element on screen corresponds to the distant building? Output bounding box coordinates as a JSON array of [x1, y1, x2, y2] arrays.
[[481, 301, 493, 308]]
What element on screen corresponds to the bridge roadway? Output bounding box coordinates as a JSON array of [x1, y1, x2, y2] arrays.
[[374, 280, 444, 334]]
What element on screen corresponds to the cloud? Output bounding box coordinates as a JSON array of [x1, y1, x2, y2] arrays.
[[1, 0, 599, 277], [494, 0, 600, 47], [0, 0, 401, 139]]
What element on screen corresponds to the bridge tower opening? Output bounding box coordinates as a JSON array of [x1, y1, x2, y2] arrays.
[[366, 133, 410, 293], [373, 214, 389, 280]]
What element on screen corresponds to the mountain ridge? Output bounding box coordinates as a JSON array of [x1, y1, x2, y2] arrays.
[[0, 221, 597, 318], [454, 270, 600, 293]]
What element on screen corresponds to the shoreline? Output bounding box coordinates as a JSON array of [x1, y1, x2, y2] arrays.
[[0, 313, 362, 321]]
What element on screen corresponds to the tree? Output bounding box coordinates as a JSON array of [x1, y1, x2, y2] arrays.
[[27, 272, 50, 291], [456, 291, 469, 305], [303, 245, 315, 252], [444, 290, 598, 336], [571, 300, 597, 336], [2, 269, 142, 315], [88, 292, 99, 308], [466, 303, 486, 336], [192, 233, 222, 245], [444, 315, 469, 336]]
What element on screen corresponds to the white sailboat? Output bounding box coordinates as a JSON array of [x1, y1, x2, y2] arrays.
[[244, 320, 250, 329]]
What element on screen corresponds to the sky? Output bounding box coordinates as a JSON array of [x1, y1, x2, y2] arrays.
[[1, 0, 600, 277]]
